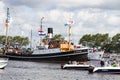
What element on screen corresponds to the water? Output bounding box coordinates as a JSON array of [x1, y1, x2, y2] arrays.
[[0, 60, 120, 80]]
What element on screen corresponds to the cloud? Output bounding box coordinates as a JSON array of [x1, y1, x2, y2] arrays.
[[1, 0, 120, 45], [0, 1, 6, 35], [107, 15, 120, 25], [3, 0, 120, 11], [102, 0, 120, 10], [0, 1, 5, 23]]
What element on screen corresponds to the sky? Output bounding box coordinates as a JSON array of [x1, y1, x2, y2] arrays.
[[0, 0, 120, 46]]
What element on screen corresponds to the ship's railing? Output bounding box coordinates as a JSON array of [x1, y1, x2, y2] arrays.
[[33, 48, 61, 54]]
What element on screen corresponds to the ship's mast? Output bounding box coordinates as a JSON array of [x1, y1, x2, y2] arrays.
[[5, 8, 10, 48], [68, 24, 71, 51], [67, 16, 73, 51], [59, 16, 74, 52], [40, 17, 44, 46]]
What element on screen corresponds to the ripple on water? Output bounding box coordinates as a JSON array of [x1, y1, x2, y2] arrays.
[[0, 60, 120, 80]]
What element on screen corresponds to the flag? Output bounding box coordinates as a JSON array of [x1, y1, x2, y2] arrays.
[[64, 19, 74, 27], [38, 30, 43, 33], [39, 33, 46, 36], [64, 23, 68, 26], [5, 8, 10, 27], [5, 19, 9, 26], [67, 20, 73, 25], [38, 30, 46, 36]]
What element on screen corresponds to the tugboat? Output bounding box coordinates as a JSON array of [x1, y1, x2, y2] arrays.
[[4, 27, 88, 61]]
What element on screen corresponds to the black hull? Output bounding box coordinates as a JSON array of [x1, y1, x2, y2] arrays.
[[88, 66, 120, 74], [4, 51, 88, 61], [95, 69, 120, 74]]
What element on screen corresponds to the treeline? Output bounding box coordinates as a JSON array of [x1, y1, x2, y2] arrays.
[[0, 34, 64, 48], [0, 35, 29, 47], [79, 33, 120, 53]]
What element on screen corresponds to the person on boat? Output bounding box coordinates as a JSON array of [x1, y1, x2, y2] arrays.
[[112, 63, 117, 67], [112, 61, 118, 67], [105, 61, 109, 67], [68, 61, 72, 64], [72, 61, 77, 64], [100, 60, 105, 67]]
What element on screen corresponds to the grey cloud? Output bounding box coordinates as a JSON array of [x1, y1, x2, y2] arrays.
[[3, 0, 120, 11], [100, 0, 120, 10], [3, 0, 58, 11]]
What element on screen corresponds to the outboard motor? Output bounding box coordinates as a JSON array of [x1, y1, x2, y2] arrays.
[[88, 66, 94, 73]]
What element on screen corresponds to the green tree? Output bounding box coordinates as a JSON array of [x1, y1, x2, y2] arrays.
[[79, 33, 110, 49], [52, 34, 64, 41], [79, 34, 93, 47], [42, 34, 64, 45], [92, 33, 109, 48], [0, 36, 6, 45], [0, 35, 29, 47], [111, 33, 120, 53], [12, 36, 29, 47]]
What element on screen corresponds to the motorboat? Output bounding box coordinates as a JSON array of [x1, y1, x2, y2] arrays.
[[88, 55, 120, 74], [88, 66, 120, 74], [61, 61, 91, 70], [0, 58, 8, 69]]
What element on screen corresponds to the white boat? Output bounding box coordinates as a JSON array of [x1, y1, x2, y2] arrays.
[[88, 51, 104, 60], [88, 66, 120, 74], [61, 62, 91, 70], [76, 46, 104, 61], [0, 58, 8, 69]]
